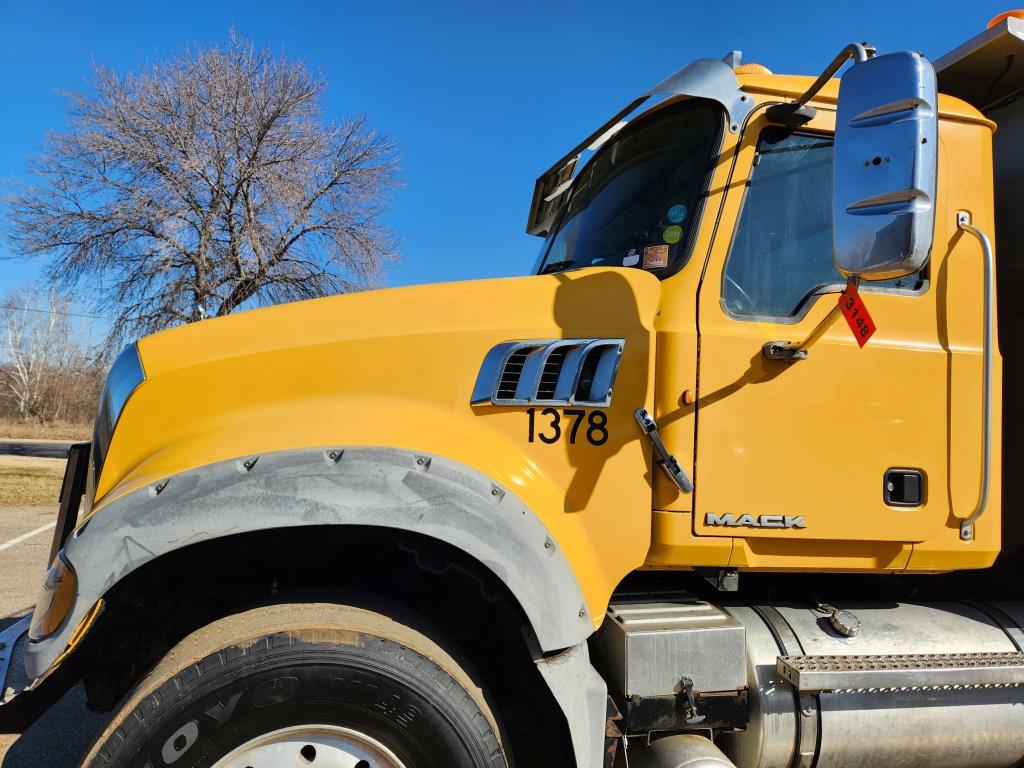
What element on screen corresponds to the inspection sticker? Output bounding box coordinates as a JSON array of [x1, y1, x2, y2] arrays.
[[667, 204, 688, 223], [839, 278, 876, 347], [643, 244, 670, 269]]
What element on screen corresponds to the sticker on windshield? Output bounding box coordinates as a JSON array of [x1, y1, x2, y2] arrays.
[[662, 225, 683, 244], [623, 248, 640, 267], [643, 245, 669, 269], [667, 204, 688, 223]]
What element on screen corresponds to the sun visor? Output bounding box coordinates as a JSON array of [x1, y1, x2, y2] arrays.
[[526, 58, 753, 236]]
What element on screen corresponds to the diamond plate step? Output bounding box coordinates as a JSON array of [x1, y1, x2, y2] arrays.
[[777, 651, 1024, 693]]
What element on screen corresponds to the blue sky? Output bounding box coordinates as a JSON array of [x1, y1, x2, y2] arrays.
[[0, 0, 1011, 315]]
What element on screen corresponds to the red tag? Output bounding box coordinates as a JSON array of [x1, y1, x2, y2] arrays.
[[838, 278, 876, 348]]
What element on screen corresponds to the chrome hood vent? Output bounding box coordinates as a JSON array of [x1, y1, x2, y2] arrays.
[[471, 339, 624, 407]]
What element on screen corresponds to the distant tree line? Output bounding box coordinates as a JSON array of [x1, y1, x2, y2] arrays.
[[0, 288, 105, 425]]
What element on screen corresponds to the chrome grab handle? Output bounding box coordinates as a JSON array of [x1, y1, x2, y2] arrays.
[[956, 211, 995, 541]]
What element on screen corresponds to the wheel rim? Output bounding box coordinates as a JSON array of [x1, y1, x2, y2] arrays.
[[212, 723, 408, 768]]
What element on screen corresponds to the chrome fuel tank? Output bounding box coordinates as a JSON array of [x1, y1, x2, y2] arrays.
[[718, 602, 1024, 768]]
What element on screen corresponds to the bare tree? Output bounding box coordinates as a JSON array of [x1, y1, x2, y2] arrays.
[[0, 288, 103, 424], [7, 35, 399, 340]]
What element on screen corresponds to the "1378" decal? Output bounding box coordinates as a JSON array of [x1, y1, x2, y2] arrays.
[[526, 408, 608, 446]]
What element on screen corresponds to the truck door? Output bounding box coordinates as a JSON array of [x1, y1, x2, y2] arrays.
[[691, 111, 955, 565]]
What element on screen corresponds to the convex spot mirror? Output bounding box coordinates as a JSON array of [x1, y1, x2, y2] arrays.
[[833, 51, 938, 280]]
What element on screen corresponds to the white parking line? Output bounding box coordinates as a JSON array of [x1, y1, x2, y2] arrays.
[[0, 522, 56, 553]]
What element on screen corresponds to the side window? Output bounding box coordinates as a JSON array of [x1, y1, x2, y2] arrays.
[[722, 129, 923, 320]]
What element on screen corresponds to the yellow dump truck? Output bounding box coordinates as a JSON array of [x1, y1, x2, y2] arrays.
[[5, 13, 1024, 768]]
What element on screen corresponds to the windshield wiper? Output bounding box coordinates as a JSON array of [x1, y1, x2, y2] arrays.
[[539, 259, 578, 275]]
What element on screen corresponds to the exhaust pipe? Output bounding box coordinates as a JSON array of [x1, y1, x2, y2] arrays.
[[629, 734, 738, 768]]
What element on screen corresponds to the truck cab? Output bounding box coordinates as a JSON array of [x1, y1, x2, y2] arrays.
[[527, 48, 999, 574]]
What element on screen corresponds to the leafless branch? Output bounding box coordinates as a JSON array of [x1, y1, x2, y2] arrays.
[[6, 34, 400, 343]]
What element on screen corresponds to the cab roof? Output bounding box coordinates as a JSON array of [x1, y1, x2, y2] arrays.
[[735, 71, 994, 129]]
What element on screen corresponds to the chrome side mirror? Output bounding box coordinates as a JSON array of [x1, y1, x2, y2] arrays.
[[833, 51, 938, 280]]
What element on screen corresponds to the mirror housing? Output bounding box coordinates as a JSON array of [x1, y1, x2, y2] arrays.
[[833, 51, 938, 280]]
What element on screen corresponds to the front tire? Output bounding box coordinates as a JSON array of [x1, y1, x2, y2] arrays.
[[81, 602, 508, 768]]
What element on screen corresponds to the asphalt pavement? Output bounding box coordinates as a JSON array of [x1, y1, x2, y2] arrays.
[[0, 441, 74, 460], [0, 506, 54, 618], [0, 505, 109, 766]]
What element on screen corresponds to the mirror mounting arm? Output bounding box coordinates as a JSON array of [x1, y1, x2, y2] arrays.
[[766, 42, 876, 125], [762, 297, 848, 362]]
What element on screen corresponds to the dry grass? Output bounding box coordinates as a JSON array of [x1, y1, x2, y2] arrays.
[[0, 456, 65, 506], [0, 417, 91, 441]]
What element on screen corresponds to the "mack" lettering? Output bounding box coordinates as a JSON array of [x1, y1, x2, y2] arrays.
[[705, 513, 806, 529]]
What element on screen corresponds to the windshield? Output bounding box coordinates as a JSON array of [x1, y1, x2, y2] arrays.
[[535, 99, 722, 276]]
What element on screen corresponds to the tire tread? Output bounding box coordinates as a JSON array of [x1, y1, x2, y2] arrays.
[[82, 601, 506, 768]]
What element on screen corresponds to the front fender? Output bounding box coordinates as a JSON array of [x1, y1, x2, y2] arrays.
[[27, 446, 591, 678], [90, 267, 659, 628], [53, 268, 660, 679]]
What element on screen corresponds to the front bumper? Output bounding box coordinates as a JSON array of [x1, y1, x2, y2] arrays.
[[1, 442, 92, 709]]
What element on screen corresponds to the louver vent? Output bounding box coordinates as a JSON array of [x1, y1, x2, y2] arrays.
[[471, 339, 624, 408], [496, 347, 535, 400], [575, 346, 604, 402], [536, 346, 570, 400]]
